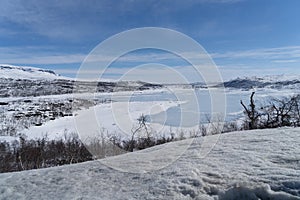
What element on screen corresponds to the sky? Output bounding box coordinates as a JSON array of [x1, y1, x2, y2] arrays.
[[0, 0, 300, 82]]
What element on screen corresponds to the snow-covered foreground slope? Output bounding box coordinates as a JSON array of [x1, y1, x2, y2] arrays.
[[0, 128, 299, 199]]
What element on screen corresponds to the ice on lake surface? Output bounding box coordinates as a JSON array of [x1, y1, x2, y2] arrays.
[[6, 86, 298, 141], [113, 88, 298, 127]]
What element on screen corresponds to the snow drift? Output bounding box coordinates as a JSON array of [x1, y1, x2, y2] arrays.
[[0, 127, 299, 199]]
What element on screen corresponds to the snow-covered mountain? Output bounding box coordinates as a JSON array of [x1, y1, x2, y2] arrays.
[[249, 74, 300, 83], [0, 127, 299, 199], [0, 64, 66, 80], [1, 64, 300, 93], [221, 75, 300, 90], [0, 64, 162, 97]]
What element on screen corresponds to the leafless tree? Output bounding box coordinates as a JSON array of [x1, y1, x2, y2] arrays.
[[128, 114, 151, 152], [240, 92, 260, 129]]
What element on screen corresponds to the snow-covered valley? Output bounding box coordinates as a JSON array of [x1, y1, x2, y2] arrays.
[[1, 0, 300, 199], [0, 65, 300, 199], [1, 85, 299, 143], [1, 64, 300, 143]]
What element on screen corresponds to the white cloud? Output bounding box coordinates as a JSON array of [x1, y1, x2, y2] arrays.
[[1, 45, 300, 83], [2, 45, 300, 66], [212, 46, 300, 60], [0, 47, 85, 64], [56, 64, 209, 84], [271, 59, 298, 63], [0, 46, 210, 65]]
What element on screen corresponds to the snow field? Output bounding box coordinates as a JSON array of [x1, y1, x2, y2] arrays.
[[0, 127, 299, 199]]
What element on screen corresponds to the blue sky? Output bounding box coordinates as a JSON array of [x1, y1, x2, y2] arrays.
[[0, 0, 300, 81]]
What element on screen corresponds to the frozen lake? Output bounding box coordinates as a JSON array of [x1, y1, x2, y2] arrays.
[[4, 87, 298, 141], [108, 87, 298, 128]]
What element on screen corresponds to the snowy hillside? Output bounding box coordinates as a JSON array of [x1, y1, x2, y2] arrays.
[[1, 64, 299, 91], [250, 74, 300, 83], [0, 127, 299, 199], [221, 75, 300, 90], [0, 64, 65, 80], [0, 65, 162, 97]]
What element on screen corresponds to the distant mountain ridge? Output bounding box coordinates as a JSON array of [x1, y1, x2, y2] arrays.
[[221, 75, 300, 89], [1, 64, 299, 92], [0, 64, 162, 97]]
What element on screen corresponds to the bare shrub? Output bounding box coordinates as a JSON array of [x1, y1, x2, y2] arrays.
[[241, 93, 300, 129], [84, 130, 126, 159], [240, 92, 260, 130], [0, 133, 93, 173], [222, 121, 239, 133]]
